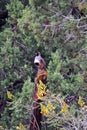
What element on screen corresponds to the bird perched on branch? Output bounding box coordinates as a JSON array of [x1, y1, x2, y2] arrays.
[[29, 52, 47, 130]]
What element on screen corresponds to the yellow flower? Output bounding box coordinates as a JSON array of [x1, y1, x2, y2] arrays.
[[78, 3, 86, 11], [78, 96, 85, 107], [40, 104, 49, 116], [61, 101, 69, 114], [40, 102, 55, 116], [19, 123, 25, 130], [37, 89, 44, 99], [7, 91, 14, 99], [37, 80, 46, 99], [47, 102, 55, 112], [16, 123, 25, 130], [38, 80, 46, 90]]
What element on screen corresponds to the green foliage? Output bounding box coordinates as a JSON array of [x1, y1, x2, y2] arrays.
[[0, 78, 33, 129], [29, 0, 46, 6], [0, 0, 9, 9], [47, 50, 63, 92], [7, 0, 24, 18]]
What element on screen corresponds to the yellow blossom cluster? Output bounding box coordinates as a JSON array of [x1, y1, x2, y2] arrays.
[[78, 2, 86, 11], [40, 102, 55, 116], [37, 80, 47, 99], [78, 96, 85, 107], [16, 123, 25, 130], [7, 91, 14, 99], [61, 101, 69, 114]]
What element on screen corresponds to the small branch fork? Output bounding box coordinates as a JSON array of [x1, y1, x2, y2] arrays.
[[41, 5, 87, 39]]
